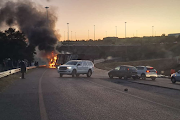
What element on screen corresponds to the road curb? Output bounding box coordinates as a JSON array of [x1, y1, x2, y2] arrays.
[[126, 80, 180, 91]]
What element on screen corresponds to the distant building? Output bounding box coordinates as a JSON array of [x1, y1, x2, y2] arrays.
[[103, 37, 118, 41], [168, 33, 180, 38]]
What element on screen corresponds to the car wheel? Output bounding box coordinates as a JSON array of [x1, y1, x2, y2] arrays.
[[72, 69, 76, 77], [141, 74, 146, 80], [151, 77, 156, 80], [87, 70, 92, 77], [171, 77, 176, 84], [109, 74, 113, 79], [60, 73, 63, 77]]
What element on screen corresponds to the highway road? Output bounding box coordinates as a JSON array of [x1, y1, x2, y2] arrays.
[[0, 68, 180, 120]]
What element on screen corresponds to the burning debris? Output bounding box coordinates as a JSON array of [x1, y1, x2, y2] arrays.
[[0, 0, 60, 62]]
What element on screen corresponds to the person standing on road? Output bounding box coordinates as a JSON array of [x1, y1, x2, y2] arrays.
[[20, 60, 26, 79]]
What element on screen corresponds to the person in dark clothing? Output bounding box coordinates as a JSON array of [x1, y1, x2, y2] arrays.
[[20, 60, 26, 79]]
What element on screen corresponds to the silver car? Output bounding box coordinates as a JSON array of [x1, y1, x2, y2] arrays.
[[171, 70, 180, 83], [136, 66, 157, 80], [57, 60, 94, 77]]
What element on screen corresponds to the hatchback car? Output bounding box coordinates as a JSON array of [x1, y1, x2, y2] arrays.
[[136, 66, 157, 80], [57, 60, 94, 77], [108, 65, 138, 80], [171, 70, 180, 83]]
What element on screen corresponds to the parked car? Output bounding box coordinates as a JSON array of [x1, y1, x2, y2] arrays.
[[57, 60, 94, 77], [136, 66, 157, 80], [108, 65, 138, 80], [171, 70, 180, 83]]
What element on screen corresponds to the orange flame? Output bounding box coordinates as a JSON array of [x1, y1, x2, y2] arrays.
[[49, 55, 57, 68]]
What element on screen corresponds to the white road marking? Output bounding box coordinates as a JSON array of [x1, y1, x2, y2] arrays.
[[39, 70, 49, 120]]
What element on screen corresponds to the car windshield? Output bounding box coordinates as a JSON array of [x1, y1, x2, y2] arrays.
[[65, 61, 78, 65]]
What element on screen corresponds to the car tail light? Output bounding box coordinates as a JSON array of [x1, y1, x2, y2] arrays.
[[156, 71, 157, 73], [128, 68, 129, 71], [146, 70, 150, 73]]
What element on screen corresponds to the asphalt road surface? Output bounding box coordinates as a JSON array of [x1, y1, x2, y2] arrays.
[[0, 68, 180, 120]]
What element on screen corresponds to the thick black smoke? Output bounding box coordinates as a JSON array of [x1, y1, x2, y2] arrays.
[[0, 0, 59, 56]]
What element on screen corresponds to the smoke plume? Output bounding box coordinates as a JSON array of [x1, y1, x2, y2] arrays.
[[0, 0, 59, 57]]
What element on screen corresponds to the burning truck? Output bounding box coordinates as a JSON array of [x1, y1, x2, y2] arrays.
[[49, 54, 95, 68]]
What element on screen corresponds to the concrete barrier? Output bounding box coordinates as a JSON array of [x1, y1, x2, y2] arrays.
[[0, 66, 36, 79]]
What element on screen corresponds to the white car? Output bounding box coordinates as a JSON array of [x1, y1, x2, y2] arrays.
[[57, 60, 94, 77], [136, 66, 157, 80]]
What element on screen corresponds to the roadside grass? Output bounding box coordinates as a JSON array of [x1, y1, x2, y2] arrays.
[[0, 68, 35, 93], [95, 58, 180, 76]]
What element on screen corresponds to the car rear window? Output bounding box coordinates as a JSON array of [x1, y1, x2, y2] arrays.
[[136, 67, 144, 70], [87, 61, 94, 66]]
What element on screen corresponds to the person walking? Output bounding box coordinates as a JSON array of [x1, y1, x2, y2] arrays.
[[20, 60, 26, 79]]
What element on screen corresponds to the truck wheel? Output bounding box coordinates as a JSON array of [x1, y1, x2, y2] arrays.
[[60, 74, 63, 77], [87, 70, 92, 77], [72, 70, 76, 77], [171, 77, 176, 84]]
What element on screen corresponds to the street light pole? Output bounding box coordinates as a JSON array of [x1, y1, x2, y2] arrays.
[[45, 7, 49, 27], [125, 22, 127, 38], [115, 26, 117, 37], [75, 32, 76, 40], [88, 30, 89, 40], [71, 31, 72, 40], [64, 31, 65, 41], [136, 30, 138, 37], [67, 23, 69, 40], [94, 25, 95, 40], [152, 26, 154, 37]]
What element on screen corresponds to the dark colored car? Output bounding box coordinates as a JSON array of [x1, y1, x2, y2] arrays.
[[108, 65, 138, 80], [171, 70, 180, 83]]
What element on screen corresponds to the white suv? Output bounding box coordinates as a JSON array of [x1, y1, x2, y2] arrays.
[[136, 66, 157, 80], [57, 60, 94, 77]]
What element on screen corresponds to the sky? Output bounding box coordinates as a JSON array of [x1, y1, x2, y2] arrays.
[[7, 0, 180, 40]]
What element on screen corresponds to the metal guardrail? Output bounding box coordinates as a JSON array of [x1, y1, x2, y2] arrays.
[[0, 66, 37, 79]]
